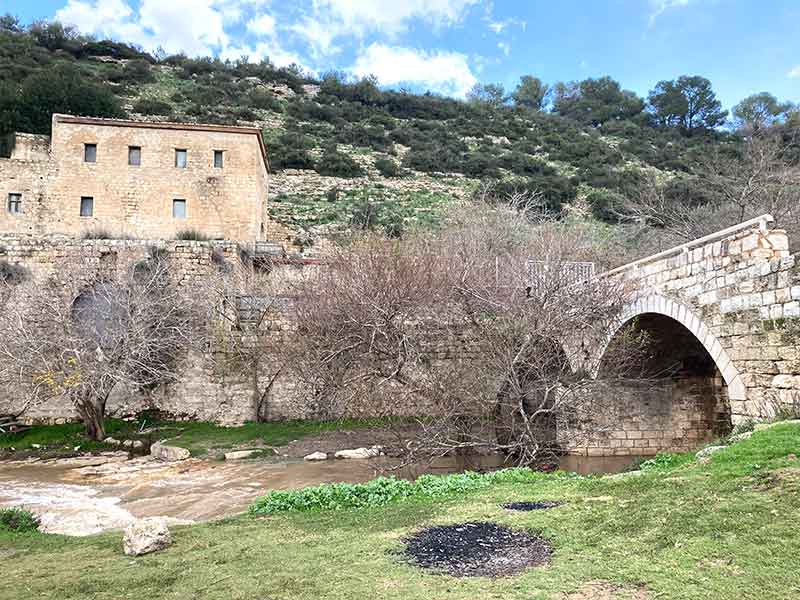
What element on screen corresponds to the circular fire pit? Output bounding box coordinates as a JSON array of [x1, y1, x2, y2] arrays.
[[403, 521, 552, 577], [503, 500, 562, 511]]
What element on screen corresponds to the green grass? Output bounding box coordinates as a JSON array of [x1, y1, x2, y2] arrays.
[[2, 423, 800, 599], [0, 416, 387, 457]]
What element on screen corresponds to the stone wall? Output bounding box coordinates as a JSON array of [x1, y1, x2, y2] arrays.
[[596, 217, 800, 424], [1, 115, 269, 242], [571, 375, 731, 457], [0, 236, 271, 425]]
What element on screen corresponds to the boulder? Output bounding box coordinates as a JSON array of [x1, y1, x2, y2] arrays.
[[696, 445, 726, 464], [304, 451, 328, 461], [150, 441, 190, 462], [334, 446, 382, 459], [224, 450, 259, 460], [123, 517, 172, 556], [728, 431, 753, 443], [103, 437, 121, 445]]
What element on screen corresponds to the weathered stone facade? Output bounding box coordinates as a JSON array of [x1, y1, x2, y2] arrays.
[[0, 115, 269, 242], [2, 204, 800, 459], [588, 215, 799, 426]]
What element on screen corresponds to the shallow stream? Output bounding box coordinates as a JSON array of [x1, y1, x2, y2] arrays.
[[0, 452, 641, 536]]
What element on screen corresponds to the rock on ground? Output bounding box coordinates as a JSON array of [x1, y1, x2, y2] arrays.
[[150, 441, 190, 462], [122, 517, 172, 556], [696, 445, 727, 464], [729, 431, 754, 443], [334, 446, 383, 459], [304, 451, 328, 461], [224, 450, 259, 460]]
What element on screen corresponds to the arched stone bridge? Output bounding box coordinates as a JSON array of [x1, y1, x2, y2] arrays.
[[568, 215, 799, 457]]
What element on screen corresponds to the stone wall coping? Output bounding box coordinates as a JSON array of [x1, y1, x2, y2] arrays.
[[602, 214, 775, 278]]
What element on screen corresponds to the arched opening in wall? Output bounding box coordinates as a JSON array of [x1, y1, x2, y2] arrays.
[[594, 313, 733, 457]]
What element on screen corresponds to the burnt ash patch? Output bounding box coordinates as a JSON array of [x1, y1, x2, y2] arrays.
[[403, 521, 552, 577], [503, 500, 562, 511]]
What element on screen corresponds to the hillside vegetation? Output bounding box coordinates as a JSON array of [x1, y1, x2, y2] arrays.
[[1, 17, 798, 252]]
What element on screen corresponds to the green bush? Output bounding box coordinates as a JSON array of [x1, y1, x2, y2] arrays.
[[176, 229, 210, 241], [247, 88, 283, 112], [587, 188, 627, 223], [250, 468, 546, 514], [374, 157, 400, 177], [315, 147, 364, 178], [0, 507, 40, 532], [132, 98, 172, 116]]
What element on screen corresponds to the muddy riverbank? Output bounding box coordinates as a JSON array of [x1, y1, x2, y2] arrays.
[[0, 443, 643, 536]]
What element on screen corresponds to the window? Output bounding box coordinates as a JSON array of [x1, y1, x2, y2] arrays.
[[128, 146, 141, 166], [172, 199, 186, 219], [175, 149, 187, 168], [213, 150, 224, 168], [7, 193, 22, 214], [84, 143, 97, 163], [80, 196, 94, 217]]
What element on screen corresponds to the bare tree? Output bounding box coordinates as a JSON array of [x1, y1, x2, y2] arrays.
[[621, 130, 800, 252], [0, 250, 209, 440], [283, 200, 644, 467], [207, 251, 288, 421]]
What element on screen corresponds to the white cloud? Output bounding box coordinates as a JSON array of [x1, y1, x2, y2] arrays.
[[292, 0, 479, 58], [497, 41, 510, 57], [648, 0, 691, 27], [246, 13, 276, 36], [56, 0, 231, 55], [350, 43, 477, 98], [220, 42, 309, 71], [486, 17, 526, 34], [56, 0, 299, 65], [788, 65, 800, 79]]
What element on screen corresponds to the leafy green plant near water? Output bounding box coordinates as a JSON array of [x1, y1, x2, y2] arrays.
[[250, 468, 565, 514], [0, 507, 40, 533]]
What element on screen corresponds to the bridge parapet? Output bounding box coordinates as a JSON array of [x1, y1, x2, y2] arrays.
[[590, 215, 800, 423]]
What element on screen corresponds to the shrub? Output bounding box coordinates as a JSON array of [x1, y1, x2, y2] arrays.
[[0, 260, 28, 285], [0, 507, 40, 532], [247, 88, 283, 112], [586, 188, 627, 223], [250, 468, 546, 514], [132, 98, 173, 116], [82, 228, 113, 239], [315, 147, 364, 178], [175, 229, 210, 241], [325, 186, 340, 203], [374, 158, 400, 177]]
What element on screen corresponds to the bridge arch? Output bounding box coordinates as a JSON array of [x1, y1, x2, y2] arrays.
[[592, 294, 746, 404]]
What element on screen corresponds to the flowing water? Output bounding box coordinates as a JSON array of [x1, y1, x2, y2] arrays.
[[0, 452, 642, 536]]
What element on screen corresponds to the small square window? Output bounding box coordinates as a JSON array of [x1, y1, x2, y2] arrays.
[[7, 193, 22, 214], [175, 149, 187, 168], [172, 199, 186, 219], [84, 143, 97, 163], [128, 146, 141, 166], [213, 150, 224, 168], [80, 196, 94, 217]]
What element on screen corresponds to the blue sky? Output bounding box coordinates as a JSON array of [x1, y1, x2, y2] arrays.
[[5, 0, 799, 110]]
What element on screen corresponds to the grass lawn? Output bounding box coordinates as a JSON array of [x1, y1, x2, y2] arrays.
[[2, 423, 800, 599], [0, 416, 387, 457]]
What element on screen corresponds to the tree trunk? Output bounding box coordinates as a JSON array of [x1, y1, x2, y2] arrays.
[[75, 392, 107, 441]]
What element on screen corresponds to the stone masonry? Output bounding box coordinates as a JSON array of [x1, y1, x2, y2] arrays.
[[583, 214, 800, 426], [0, 114, 269, 242]]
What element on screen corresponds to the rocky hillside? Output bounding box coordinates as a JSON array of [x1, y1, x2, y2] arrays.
[[0, 21, 741, 252]]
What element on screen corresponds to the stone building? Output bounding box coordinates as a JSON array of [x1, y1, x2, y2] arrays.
[[0, 114, 269, 242]]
